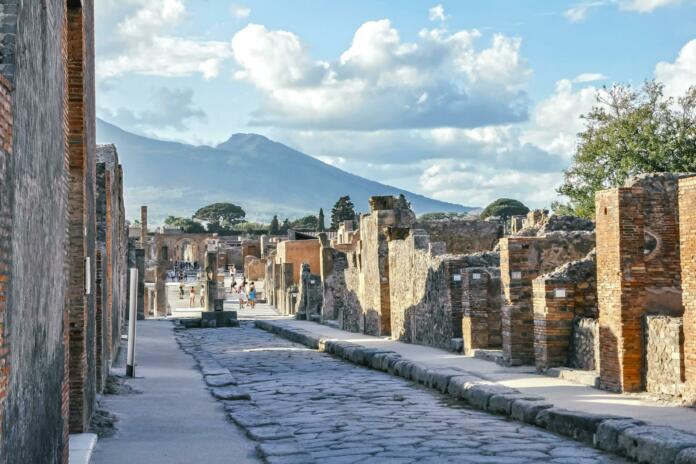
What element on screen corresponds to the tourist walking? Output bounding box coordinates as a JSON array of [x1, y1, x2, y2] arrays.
[[238, 284, 246, 310], [248, 282, 256, 309], [179, 283, 184, 299], [199, 284, 206, 308], [189, 286, 195, 307]]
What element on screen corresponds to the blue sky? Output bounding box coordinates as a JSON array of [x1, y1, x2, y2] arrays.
[[95, 0, 696, 208]]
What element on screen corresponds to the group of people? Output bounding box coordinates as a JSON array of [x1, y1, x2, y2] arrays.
[[178, 282, 206, 308], [232, 280, 256, 309]]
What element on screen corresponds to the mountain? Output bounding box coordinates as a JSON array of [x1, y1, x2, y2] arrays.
[[96, 119, 472, 224]]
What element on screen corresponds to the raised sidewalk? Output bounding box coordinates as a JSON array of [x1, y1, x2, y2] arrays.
[[253, 310, 696, 464]]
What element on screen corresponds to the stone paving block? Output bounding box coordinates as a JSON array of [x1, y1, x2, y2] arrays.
[[257, 440, 307, 457], [264, 453, 316, 464], [227, 409, 277, 428], [409, 363, 429, 384], [445, 375, 479, 399], [199, 363, 229, 377], [510, 399, 553, 424], [487, 393, 544, 416], [425, 368, 467, 393], [617, 425, 696, 464], [594, 419, 644, 454], [535, 408, 625, 444], [211, 386, 252, 401], [246, 425, 294, 441], [463, 384, 514, 410], [204, 373, 237, 387], [383, 353, 402, 372]]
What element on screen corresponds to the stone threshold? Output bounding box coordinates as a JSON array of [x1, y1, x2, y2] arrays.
[[69, 433, 97, 464], [255, 319, 696, 464]]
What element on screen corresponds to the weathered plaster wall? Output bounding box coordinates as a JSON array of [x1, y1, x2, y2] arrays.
[[0, 0, 71, 462], [276, 239, 321, 286]]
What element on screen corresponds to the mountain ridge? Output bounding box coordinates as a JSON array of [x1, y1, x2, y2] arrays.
[[96, 119, 473, 224]]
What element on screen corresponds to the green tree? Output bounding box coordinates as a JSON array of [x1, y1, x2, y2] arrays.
[[280, 218, 291, 234], [395, 193, 411, 210], [193, 202, 246, 228], [418, 212, 471, 221], [290, 215, 319, 230], [558, 81, 696, 218], [317, 208, 326, 232], [269, 215, 280, 235], [330, 195, 356, 230], [164, 216, 206, 233], [480, 198, 529, 220]]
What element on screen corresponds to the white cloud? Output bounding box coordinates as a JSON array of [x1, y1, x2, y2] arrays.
[[655, 38, 696, 97], [564, 2, 604, 22], [617, 0, 682, 12], [572, 72, 607, 83], [96, 0, 233, 80], [521, 79, 599, 157], [231, 4, 251, 19], [231, 21, 531, 130], [428, 4, 447, 21]]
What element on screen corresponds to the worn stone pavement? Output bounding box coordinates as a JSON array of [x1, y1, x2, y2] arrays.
[[177, 322, 628, 464]]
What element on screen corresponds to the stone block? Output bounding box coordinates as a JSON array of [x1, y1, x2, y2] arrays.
[[617, 426, 696, 464], [534, 408, 624, 444], [205, 373, 237, 387], [463, 384, 514, 410], [677, 448, 696, 464], [594, 419, 644, 454], [487, 393, 544, 416], [211, 386, 251, 401], [510, 399, 553, 424], [246, 425, 294, 441]]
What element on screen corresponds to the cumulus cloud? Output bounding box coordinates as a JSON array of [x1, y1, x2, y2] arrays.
[[428, 4, 447, 21], [96, 0, 233, 80], [99, 87, 206, 133], [231, 21, 531, 130], [655, 38, 696, 97], [564, 2, 605, 22], [572, 72, 607, 83]]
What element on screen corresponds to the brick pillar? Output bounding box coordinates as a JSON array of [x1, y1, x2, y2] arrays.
[[500, 238, 536, 365], [596, 188, 646, 392], [533, 278, 575, 370], [140, 205, 147, 248], [135, 249, 145, 320], [462, 269, 492, 353], [679, 177, 696, 395], [0, 74, 12, 449]]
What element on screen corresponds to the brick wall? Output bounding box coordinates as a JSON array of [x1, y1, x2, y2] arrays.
[[500, 232, 595, 365], [679, 176, 696, 398]]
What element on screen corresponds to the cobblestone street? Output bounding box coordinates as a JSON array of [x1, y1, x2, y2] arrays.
[[177, 322, 628, 464]]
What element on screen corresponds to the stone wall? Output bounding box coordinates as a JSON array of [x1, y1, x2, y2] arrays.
[[244, 256, 265, 281], [276, 239, 321, 286], [295, 263, 323, 321], [416, 218, 501, 255], [596, 173, 690, 392], [500, 232, 596, 365], [644, 315, 684, 396], [571, 318, 599, 371], [461, 257, 502, 354], [533, 251, 597, 370]]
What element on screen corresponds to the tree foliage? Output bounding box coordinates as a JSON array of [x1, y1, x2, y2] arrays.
[[417, 212, 471, 221], [269, 215, 280, 235], [480, 198, 529, 220], [193, 202, 246, 227], [330, 195, 356, 230], [317, 208, 326, 232], [164, 216, 206, 233], [289, 215, 319, 230], [558, 81, 696, 218]]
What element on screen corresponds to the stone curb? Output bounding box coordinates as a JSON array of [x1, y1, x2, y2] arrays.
[[175, 330, 318, 464], [254, 319, 696, 464]]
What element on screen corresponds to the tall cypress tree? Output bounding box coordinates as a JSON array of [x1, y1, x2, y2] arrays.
[[330, 196, 356, 230], [269, 215, 280, 235], [317, 208, 326, 232]]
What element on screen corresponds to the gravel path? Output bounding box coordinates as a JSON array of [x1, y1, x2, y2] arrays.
[[177, 322, 628, 464]]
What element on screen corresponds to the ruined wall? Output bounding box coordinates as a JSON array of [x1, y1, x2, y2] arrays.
[[295, 263, 323, 321], [0, 1, 71, 461], [679, 177, 696, 398], [571, 318, 599, 371], [244, 256, 266, 281], [596, 174, 688, 392], [276, 239, 321, 286], [500, 232, 595, 365], [533, 251, 597, 370], [461, 257, 502, 354], [644, 315, 684, 396], [416, 218, 501, 255]]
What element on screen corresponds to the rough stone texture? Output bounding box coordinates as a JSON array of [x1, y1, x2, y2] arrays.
[[596, 173, 691, 392], [679, 176, 696, 400], [500, 232, 596, 365], [533, 251, 598, 370], [644, 315, 684, 396], [571, 317, 599, 371], [295, 263, 322, 321], [0, 2, 70, 463], [516, 210, 595, 237], [416, 217, 501, 255], [244, 255, 265, 281]]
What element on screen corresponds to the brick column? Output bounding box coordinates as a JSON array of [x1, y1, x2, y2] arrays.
[[140, 205, 147, 248], [533, 278, 575, 370], [500, 238, 536, 365], [679, 177, 696, 395], [462, 269, 492, 353], [596, 188, 646, 392]]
